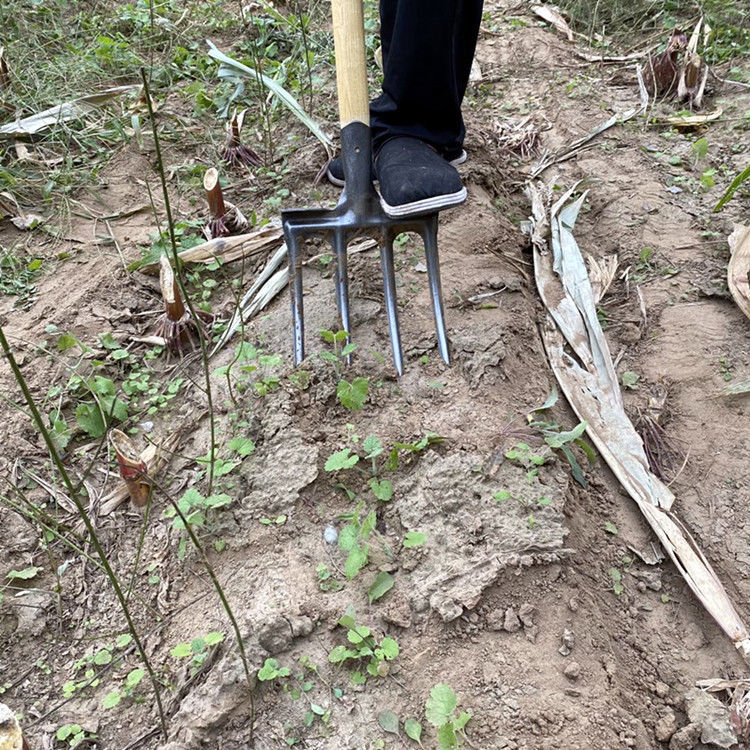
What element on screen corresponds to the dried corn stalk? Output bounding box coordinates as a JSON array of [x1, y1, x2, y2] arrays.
[[659, 108, 723, 129], [494, 116, 541, 159], [0, 85, 138, 139], [109, 429, 150, 507], [138, 221, 283, 274], [727, 224, 750, 321], [527, 180, 750, 661], [203, 167, 249, 239], [531, 5, 573, 41]]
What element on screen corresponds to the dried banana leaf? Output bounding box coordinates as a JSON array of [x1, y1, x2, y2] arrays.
[[527, 181, 750, 660]]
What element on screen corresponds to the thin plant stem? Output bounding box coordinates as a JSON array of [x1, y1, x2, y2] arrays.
[[296, 0, 314, 112], [126, 490, 153, 604], [0, 324, 168, 739], [139, 67, 218, 494], [149, 473, 256, 746]]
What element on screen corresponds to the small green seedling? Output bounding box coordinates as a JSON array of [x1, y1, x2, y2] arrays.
[[170, 632, 224, 675], [258, 658, 291, 682], [163, 488, 233, 558], [101, 667, 145, 709], [328, 608, 399, 684], [316, 564, 343, 592], [425, 683, 471, 749], [338, 504, 376, 579], [55, 724, 97, 748]]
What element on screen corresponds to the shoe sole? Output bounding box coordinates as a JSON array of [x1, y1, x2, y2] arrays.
[[379, 186, 468, 218], [325, 150, 467, 188]]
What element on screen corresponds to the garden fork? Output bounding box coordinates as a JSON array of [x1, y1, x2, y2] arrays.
[[280, 0, 451, 376]]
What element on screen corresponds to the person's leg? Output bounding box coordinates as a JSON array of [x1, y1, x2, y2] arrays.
[[371, 0, 484, 157]]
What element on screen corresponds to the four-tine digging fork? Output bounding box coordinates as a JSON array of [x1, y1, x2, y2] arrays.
[[281, 0, 455, 376]]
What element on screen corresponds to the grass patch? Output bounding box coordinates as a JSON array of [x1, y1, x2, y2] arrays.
[[555, 0, 749, 62]]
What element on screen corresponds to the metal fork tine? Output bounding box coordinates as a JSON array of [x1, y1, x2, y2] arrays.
[[286, 231, 305, 365], [333, 231, 352, 365], [380, 238, 404, 376], [423, 218, 451, 366]]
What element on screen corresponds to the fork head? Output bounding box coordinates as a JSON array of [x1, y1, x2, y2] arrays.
[[281, 122, 450, 376]]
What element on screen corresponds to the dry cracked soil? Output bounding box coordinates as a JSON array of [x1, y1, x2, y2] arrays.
[[1, 2, 749, 749]]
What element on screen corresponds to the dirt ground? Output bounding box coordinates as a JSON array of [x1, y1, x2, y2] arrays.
[[1, 2, 749, 749]]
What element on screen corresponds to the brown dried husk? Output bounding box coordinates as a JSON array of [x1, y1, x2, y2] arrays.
[[643, 29, 687, 98], [153, 255, 206, 354], [221, 109, 262, 168], [109, 429, 150, 507]]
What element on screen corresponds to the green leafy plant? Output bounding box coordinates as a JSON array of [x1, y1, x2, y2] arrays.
[[257, 657, 291, 682], [403, 531, 426, 548], [325, 448, 360, 472], [338, 504, 376, 580], [714, 164, 750, 211], [316, 563, 343, 592], [328, 608, 399, 684], [163, 489, 233, 557], [425, 683, 471, 749], [368, 571, 394, 603], [101, 667, 145, 709], [337, 377, 369, 410], [69, 375, 129, 438], [56, 723, 97, 748], [170, 631, 224, 675], [621, 371, 640, 389]]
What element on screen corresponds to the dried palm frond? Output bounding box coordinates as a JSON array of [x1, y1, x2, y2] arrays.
[[109, 429, 150, 507], [643, 29, 687, 98], [203, 167, 249, 240], [153, 255, 207, 355], [221, 109, 261, 168]]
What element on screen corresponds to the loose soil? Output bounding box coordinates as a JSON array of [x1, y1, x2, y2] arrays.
[[1, 3, 749, 749]]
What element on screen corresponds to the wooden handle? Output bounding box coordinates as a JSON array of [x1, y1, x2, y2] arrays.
[[331, 0, 370, 127]]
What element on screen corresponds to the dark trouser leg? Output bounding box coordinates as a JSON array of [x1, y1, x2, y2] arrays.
[[371, 0, 484, 157]]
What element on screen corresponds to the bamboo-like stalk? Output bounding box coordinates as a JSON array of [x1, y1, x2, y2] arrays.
[[147, 474, 256, 744], [203, 167, 250, 239], [140, 61, 219, 508], [221, 109, 262, 168], [109, 429, 151, 507], [0, 46, 9, 90], [153, 254, 206, 355], [0, 325, 168, 737]]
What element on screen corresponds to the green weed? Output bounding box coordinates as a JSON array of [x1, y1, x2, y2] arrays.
[[328, 608, 399, 684], [425, 683, 471, 749]]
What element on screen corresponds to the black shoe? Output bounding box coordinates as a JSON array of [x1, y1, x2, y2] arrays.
[[325, 147, 467, 188], [375, 137, 467, 217]]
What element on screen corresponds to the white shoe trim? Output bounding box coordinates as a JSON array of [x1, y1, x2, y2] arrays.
[[379, 187, 467, 218], [449, 150, 468, 167], [325, 168, 345, 187]]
